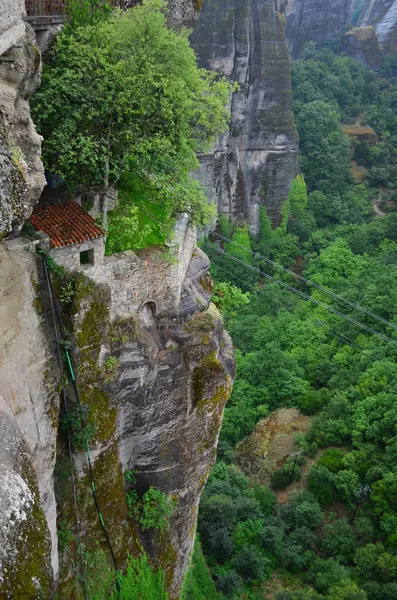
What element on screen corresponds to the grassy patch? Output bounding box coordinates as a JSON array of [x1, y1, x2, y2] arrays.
[[106, 179, 175, 254], [182, 540, 222, 600]]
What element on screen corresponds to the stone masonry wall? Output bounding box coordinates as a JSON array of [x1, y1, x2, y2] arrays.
[[49, 237, 105, 272], [95, 215, 197, 318]]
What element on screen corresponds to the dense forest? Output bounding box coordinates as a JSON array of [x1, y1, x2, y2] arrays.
[[183, 43, 397, 600]]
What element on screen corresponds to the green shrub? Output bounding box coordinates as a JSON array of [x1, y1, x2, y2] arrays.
[[234, 545, 272, 582], [298, 389, 331, 415], [307, 466, 336, 507], [110, 552, 168, 600], [61, 405, 95, 450], [138, 487, 175, 532], [318, 449, 346, 473], [271, 463, 301, 490], [182, 541, 223, 600]]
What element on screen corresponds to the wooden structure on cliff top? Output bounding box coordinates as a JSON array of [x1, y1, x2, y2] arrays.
[[24, 0, 142, 27]]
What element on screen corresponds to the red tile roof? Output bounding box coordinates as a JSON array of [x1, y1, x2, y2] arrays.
[[29, 201, 105, 248]]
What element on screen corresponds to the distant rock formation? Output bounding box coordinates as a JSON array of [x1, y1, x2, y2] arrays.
[[357, 0, 397, 55], [285, 0, 397, 58], [191, 0, 298, 232], [343, 26, 382, 69], [285, 0, 355, 58]]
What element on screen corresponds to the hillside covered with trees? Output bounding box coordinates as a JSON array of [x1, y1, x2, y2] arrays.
[[185, 42, 397, 600]]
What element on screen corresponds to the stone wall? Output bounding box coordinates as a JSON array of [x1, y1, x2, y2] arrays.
[[49, 237, 105, 273], [95, 215, 196, 318]]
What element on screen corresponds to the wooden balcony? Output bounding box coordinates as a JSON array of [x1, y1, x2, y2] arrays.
[[24, 1, 141, 29]]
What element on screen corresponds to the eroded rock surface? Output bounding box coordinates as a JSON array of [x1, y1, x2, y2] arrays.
[[191, 0, 298, 232], [286, 0, 397, 58], [55, 241, 234, 600], [236, 407, 311, 485], [0, 246, 58, 594], [0, 23, 45, 238], [167, 0, 200, 27], [357, 0, 397, 55], [285, 0, 354, 57], [343, 25, 383, 69]]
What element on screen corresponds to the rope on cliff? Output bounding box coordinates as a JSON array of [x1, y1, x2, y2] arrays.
[[42, 253, 89, 600], [41, 252, 121, 593]]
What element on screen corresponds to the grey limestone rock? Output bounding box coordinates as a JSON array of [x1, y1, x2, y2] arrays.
[[191, 0, 298, 232], [0, 246, 59, 594], [357, 0, 397, 55], [343, 26, 383, 69], [285, 0, 354, 57], [166, 0, 201, 27], [0, 24, 46, 238], [62, 241, 235, 600], [285, 0, 397, 58]]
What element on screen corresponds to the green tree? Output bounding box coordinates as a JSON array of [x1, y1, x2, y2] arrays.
[[327, 579, 367, 600], [33, 0, 231, 227], [212, 282, 250, 315], [322, 519, 357, 563]]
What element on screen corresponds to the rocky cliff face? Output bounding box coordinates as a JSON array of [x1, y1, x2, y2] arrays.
[[0, 245, 58, 596], [356, 0, 397, 54], [0, 2, 235, 598], [285, 0, 354, 57], [0, 12, 46, 239], [190, 0, 298, 232], [285, 0, 397, 58], [54, 226, 234, 600], [166, 0, 200, 27], [342, 25, 382, 69], [0, 223, 234, 600]]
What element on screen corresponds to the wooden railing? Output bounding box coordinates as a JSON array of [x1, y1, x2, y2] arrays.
[[25, 0, 67, 17], [25, 0, 141, 18]]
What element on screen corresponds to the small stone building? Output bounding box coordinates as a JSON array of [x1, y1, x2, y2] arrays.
[[29, 201, 105, 271]]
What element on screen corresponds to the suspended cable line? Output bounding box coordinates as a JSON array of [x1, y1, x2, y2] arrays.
[[212, 231, 397, 334], [42, 254, 89, 600], [124, 200, 377, 351], [211, 252, 364, 353], [209, 245, 397, 348]]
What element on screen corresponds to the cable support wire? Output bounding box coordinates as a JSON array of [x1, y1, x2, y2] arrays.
[[42, 255, 89, 600], [209, 244, 397, 348], [41, 253, 121, 591], [212, 231, 397, 334], [113, 196, 382, 351], [124, 204, 367, 352], [210, 250, 364, 353]]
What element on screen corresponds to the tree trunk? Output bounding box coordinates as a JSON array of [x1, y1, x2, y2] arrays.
[[102, 153, 110, 231]]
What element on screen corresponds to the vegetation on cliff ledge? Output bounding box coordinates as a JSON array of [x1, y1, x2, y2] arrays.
[[32, 0, 231, 245]]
